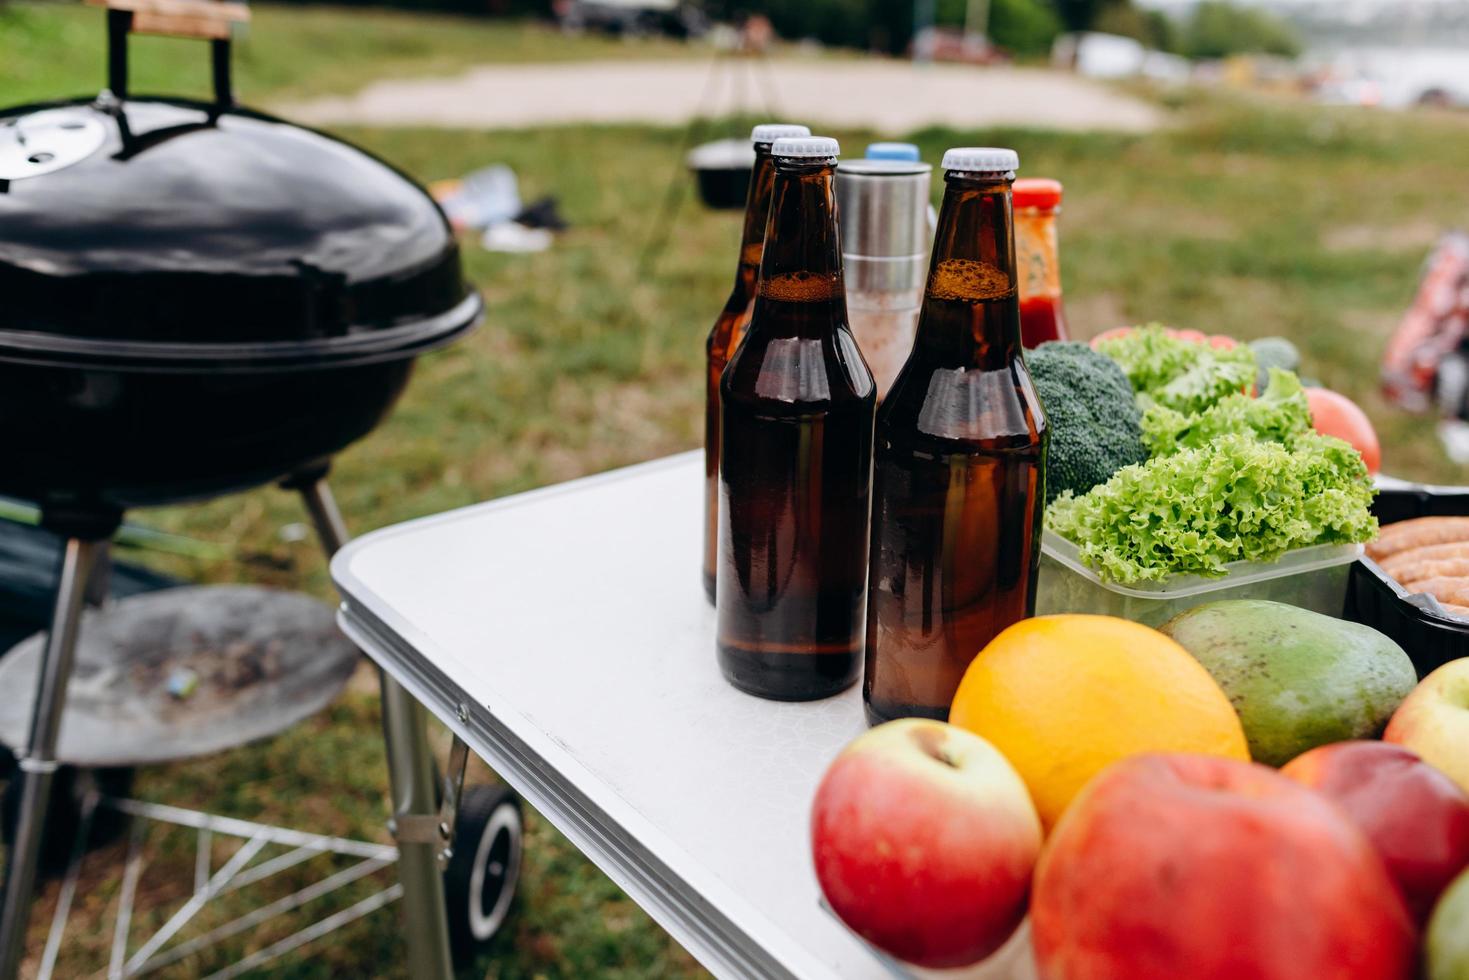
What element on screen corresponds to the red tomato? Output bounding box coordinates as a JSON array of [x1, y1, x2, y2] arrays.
[[1090, 327, 1134, 348], [1306, 387, 1381, 474], [1089, 327, 1239, 351]]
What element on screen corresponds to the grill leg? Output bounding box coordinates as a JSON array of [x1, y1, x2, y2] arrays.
[[0, 538, 108, 980], [294, 478, 455, 980]]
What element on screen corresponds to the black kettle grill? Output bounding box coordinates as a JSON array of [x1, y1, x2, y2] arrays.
[[0, 19, 479, 525], [0, 5, 481, 975]]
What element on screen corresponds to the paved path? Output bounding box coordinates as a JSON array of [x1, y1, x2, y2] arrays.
[[281, 58, 1162, 132]]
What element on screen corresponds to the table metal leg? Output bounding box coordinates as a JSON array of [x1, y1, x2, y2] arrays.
[[0, 538, 107, 980], [294, 478, 455, 980]]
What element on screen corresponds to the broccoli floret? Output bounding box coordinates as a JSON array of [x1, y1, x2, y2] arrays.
[[1028, 341, 1150, 505], [1249, 336, 1302, 396]]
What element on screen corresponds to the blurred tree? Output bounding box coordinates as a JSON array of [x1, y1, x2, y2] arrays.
[[1091, 4, 1147, 41], [252, 0, 1082, 57], [1051, 0, 1105, 32], [987, 0, 1064, 55], [261, 0, 552, 16], [1182, 0, 1300, 58], [710, 0, 870, 48], [1092, 2, 1177, 51], [716, 0, 1062, 54], [934, 0, 1062, 55], [1142, 9, 1178, 52], [868, 0, 918, 54]]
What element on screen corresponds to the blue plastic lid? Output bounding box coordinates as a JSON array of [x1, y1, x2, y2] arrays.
[[865, 142, 921, 162]]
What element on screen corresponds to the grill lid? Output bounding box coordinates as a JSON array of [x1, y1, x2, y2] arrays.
[[0, 108, 108, 180], [0, 9, 479, 370]]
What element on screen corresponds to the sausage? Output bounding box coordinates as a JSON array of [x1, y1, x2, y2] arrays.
[[1385, 558, 1469, 586], [1440, 603, 1469, 620], [1380, 542, 1469, 577], [1368, 517, 1469, 561], [1400, 576, 1469, 607]]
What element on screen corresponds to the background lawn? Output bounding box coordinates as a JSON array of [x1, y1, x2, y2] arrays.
[[1, 2, 700, 106], [5, 3, 1469, 977]]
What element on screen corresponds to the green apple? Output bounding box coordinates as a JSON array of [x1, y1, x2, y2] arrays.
[[1428, 866, 1469, 980]]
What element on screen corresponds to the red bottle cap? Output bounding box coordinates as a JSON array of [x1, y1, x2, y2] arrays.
[[1014, 178, 1063, 210]]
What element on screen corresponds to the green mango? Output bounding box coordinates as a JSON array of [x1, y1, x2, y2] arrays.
[[1158, 600, 1416, 767], [1429, 867, 1469, 980]]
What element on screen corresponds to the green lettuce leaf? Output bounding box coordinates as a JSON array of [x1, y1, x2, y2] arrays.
[[1046, 429, 1376, 584], [1096, 324, 1257, 416], [1142, 369, 1313, 456]]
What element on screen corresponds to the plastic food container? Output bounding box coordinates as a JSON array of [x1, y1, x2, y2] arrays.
[[1037, 531, 1364, 628], [1345, 480, 1469, 678]]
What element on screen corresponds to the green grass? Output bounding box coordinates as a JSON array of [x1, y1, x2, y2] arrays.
[[8, 6, 1469, 976], [1, 1, 697, 106]]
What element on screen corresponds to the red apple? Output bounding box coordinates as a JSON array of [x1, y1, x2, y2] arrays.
[[1283, 740, 1469, 925], [810, 718, 1041, 969], [1033, 753, 1416, 980], [1385, 659, 1469, 795]]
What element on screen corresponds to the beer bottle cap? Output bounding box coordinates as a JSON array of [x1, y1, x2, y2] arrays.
[[772, 136, 840, 160], [941, 147, 1020, 175], [751, 124, 812, 144]]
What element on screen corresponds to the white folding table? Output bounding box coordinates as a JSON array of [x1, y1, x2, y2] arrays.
[[331, 451, 1034, 980]]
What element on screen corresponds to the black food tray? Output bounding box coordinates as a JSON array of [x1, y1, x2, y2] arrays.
[[1346, 481, 1469, 677]]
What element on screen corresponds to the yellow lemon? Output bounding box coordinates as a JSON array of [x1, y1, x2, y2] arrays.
[[949, 615, 1249, 831]]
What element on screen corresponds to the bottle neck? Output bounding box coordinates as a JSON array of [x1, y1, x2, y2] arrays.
[[749, 158, 847, 337], [912, 173, 1022, 369], [1015, 205, 1062, 302], [740, 144, 778, 256], [725, 145, 777, 300]]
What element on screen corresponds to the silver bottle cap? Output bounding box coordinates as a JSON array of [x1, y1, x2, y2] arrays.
[[941, 146, 1020, 175], [771, 136, 840, 159], [750, 123, 811, 144]]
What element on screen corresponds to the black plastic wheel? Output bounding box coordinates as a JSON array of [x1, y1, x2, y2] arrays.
[[1, 765, 134, 876], [443, 784, 523, 967]]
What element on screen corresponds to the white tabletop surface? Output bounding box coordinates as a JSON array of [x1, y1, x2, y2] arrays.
[[332, 451, 1034, 980]]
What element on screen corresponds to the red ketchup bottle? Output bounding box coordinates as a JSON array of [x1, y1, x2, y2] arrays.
[[1013, 178, 1069, 347]]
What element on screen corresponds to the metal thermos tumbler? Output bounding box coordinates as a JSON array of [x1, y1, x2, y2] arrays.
[[835, 153, 933, 401]]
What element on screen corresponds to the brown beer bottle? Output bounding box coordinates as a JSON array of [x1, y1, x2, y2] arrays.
[[704, 124, 812, 604], [863, 148, 1048, 725], [717, 136, 876, 701]]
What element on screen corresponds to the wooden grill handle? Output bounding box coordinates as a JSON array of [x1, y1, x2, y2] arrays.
[[86, 0, 249, 41], [86, 0, 250, 105]]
